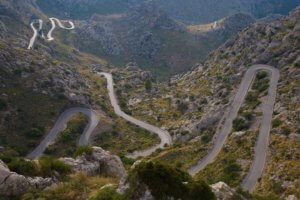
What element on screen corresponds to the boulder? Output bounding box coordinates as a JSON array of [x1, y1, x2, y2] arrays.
[[61, 146, 126, 178], [286, 195, 298, 200], [211, 182, 246, 200]]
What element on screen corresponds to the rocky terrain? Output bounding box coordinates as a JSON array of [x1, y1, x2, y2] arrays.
[[61, 147, 126, 178], [0, 0, 299, 199]]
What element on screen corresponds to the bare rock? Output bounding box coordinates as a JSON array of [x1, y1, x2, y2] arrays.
[[286, 195, 298, 200], [211, 182, 246, 200], [61, 146, 126, 178]]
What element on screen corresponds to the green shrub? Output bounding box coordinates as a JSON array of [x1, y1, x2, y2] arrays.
[[253, 79, 269, 93], [0, 149, 19, 163], [256, 71, 268, 80], [7, 158, 39, 176], [126, 161, 215, 200], [245, 91, 261, 109], [118, 153, 135, 166], [233, 118, 250, 131], [241, 112, 253, 121], [74, 145, 93, 157], [177, 102, 189, 114], [187, 180, 216, 200], [145, 80, 152, 92], [0, 99, 7, 111], [281, 127, 291, 136], [272, 118, 282, 128], [91, 187, 124, 200], [39, 156, 71, 177], [25, 127, 44, 138]]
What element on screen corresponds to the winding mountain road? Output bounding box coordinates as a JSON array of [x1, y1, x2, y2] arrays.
[[27, 18, 74, 49], [27, 19, 43, 50], [27, 108, 99, 160], [47, 18, 75, 41], [99, 72, 172, 158], [188, 64, 279, 192], [28, 72, 172, 160]]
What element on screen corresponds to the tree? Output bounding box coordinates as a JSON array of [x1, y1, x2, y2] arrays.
[[127, 161, 216, 200]]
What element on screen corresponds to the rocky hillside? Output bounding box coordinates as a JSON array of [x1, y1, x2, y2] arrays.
[[0, 0, 163, 159], [67, 1, 255, 78], [115, 7, 300, 198]]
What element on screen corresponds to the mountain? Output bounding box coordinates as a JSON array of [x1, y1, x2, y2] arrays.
[[52, 1, 255, 78], [35, 0, 300, 23], [30, 0, 300, 77]]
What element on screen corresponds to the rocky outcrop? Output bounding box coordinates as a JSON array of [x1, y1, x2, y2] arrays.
[[0, 160, 54, 197], [61, 147, 126, 178], [211, 182, 246, 200], [213, 13, 255, 40]]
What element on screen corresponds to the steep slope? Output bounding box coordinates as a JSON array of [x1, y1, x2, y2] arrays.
[[114, 8, 300, 198]]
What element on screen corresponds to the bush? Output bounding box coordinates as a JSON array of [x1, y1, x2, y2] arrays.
[[272, 118, 282, 128], [233, 118, 250, 131], [127, 161, 215, 200], [187, 180, 216, 200], [91, 187, 124, 200], [253, 79, 269, 93], [241, 112, 253, 121], [74, 145, 93, 157], [145, 79, 152, 92], [7, 158, 39, 176], [118, 153, 135, 166], [256, 71, 268, 80], [245, 91, 261, 109], [281, 127, 291, 136], [39, 156, 71, 177], [0, 99, 7, 111], [25, 127, 44, 138], [177, 102, 189, 114]]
